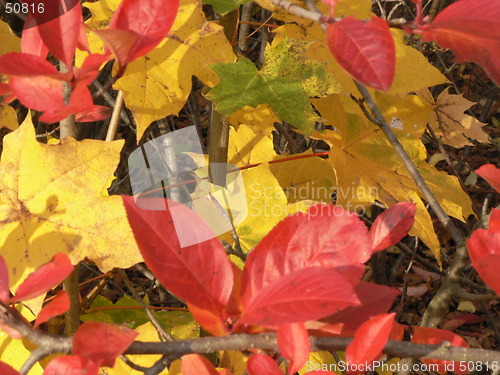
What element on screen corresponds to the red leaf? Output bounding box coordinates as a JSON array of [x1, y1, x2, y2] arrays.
[[122, 196, 233, 336], [73, 54, 110, 86], [0, 52, 63, 78], [20, 0, 80, 26], [246, 354, 283, 375], [467, 218, 500, 296], [278, 323, 310, 375], [34, 290, 70, 328], [0, 255, 9, 303], [73, 322, 138, 367], [326, 16, 395, 91], [182, 354, 219, 375], [371, 202, 416, 251], [240, 267, 360, 327], [475, 164, 500, 194], [75, 106, 112, 122], [22, 16, 49, 59], [31, 1, 82, 67], [242, 204, 371, 308], [0, 361, 21, 375], [9, 75, 64, 112], [411, 327, 469, 374], [345, 313, 395, 368], [108, 0, 180, 64], [43, 355, 100, 375], [320, 281, 401, 336], [90, 28, 137, 68], [418, 0, 500, 86], [11, 253, 74, 302]]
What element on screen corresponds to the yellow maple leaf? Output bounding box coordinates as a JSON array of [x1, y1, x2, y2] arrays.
[[272, 26, 448, 96], [112, 0, 235, 140], [0, 332, 43, 374], [227, 105, 279, 138], [0, 117, 141, 291], [0, 20, 21, 56], [312, 95, 474, 260], [0, 104, 17, 131], [228, 124, 281, 166], [420, 88, 490, 148]]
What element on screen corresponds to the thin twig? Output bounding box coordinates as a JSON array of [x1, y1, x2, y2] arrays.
[[117, 269, 174, 342], [105, 90, 124, 141]]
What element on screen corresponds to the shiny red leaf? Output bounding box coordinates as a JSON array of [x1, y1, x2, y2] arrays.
[[11, 253, 74, 302], [0, 361, 21, 375], [43, 355, 100, 375], [90, 28, 137, 68], [320, 281, 401, 336], [108, 0, 180, 64], [240, 267, 360, 327], [371, 202, 416, 251], [182, 354, 219, 375], [0, 52, 63, 77], [22, 16, 49, 59], [73, 322, 138, 367], [475, 164, 500, 193], [326, 16, 395, 91], [247, 354, 283, 375], [411, 327, 469, 374], [0, 255, 9, 303], [9, 75, 64, 112], [467, 213, 500, 295], [345, 313, 395, 367], [277, 323, 309, 375], [123, 196, 233, 336], [242, 204, 370, 307], [34, 290, 70, 328], [73, 54, 110, 86], [33, 1, 82, 67], [418, 0, 500, 86]]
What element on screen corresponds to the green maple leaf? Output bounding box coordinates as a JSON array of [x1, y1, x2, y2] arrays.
[[208, 38, 342, 133]]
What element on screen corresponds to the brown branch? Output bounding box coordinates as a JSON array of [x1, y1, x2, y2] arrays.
[[3, 302, 500, 371]]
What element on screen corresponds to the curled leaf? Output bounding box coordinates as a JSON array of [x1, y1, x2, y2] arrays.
[[371, 202, 416, 251]]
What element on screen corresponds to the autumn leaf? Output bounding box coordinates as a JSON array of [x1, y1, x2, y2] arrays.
[[112, 0, 235, 140], [247, 354, 283, 375], [242, 204, 371, 304], [326, 16, 395, 91], [203, 0, 252, 15], [277, 323, 310, 375], [320, 281, 400, 336], [420, 88, 489, 148], [0, 21, 21, 56], [0, 117, 141, 293], [0, 104, 17, 131], [208, 38, 342, 134], [182, 354, 219, 375], [345, 313, 395, 367], [73, 322, 138, 368], [417, 0, 500, 86], [123, 196, 233, 336], [411, 327, 469, 374], [272, 25, 448, 95], [312, 94, 474, 260], [240, 267, 360, 327], [371, 202, 416, 251], [33, 290, 70, 328]]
